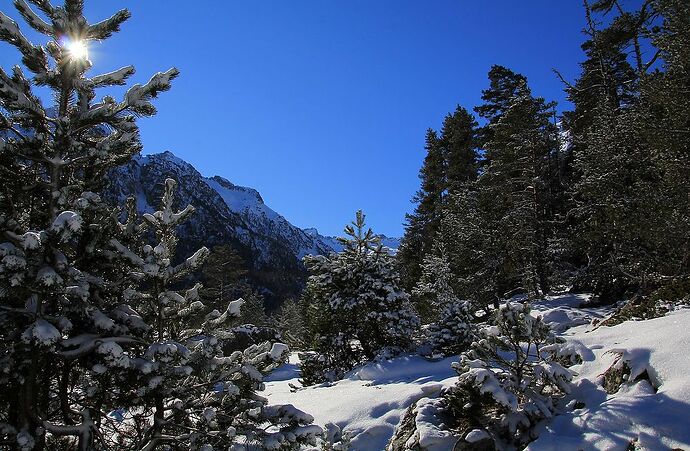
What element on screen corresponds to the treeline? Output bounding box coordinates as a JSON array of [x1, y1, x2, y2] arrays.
[[398, 0, 690, 311]]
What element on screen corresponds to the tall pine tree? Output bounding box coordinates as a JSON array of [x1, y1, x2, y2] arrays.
[[398, 106, 478, 294], [474, 66, 559, 299]]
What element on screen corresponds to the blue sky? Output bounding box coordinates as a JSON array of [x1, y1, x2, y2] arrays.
[[1, 1, 588, 236]]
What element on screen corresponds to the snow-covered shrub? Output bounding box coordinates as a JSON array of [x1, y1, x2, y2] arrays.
[[100, 179, 320, 449], [444, 302, 573, 448], [424, 299, 476, 358], [298, 333, 364, 385], [414, 245, 476, 358], [300, 211, 419, 384]]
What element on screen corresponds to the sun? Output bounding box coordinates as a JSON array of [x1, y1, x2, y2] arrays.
[[66, 39, 88, 60]]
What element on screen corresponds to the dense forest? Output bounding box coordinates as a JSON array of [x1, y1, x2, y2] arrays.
[[398, 0, 690, 309]]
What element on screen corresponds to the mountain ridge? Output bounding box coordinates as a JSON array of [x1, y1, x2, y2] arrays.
[[104, 150, 399, 305]]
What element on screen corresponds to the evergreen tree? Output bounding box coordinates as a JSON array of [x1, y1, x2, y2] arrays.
[[475, 65, 529, 150], [200, 243, 249, 311], [0, 0, 178, 446], [398, 129, 445, 290], [439, 187, 499, 306], [108, 179, 320, 449], [300, 211, 419, 384], [561, 4, 638, 152], [474, 67, 560, 298], [272, 297, 309, 349], [559, 0, 686, 300], [201, 245, 270, 327], [0, 2, 320, 449], [444, 302, 572, 449], [412, 242, 456, 322], [234, 289, 269, 326], [640, 0, 690, 287], [414, 243, 476, 357], [441, 106, 478, 190], [398, 106, 478, 292]]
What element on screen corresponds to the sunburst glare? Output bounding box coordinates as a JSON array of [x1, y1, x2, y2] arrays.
[[65, 39, 88, 60]]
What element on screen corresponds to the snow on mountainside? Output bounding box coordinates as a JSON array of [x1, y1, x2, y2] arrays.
[[204, 176, 332, 260], [104, 151, 400, 301]]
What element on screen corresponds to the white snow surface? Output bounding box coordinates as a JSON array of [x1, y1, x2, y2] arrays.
[[529, 308, 690, 450], [264, 294, 690, 451], [264, 354, 458, 451]]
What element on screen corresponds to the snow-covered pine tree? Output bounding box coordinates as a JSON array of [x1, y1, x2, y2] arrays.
[[398, 106, 478, 293], [413, 243, 475, 357], [473, 66, 560, 299], [439, 187, 500, 308], [0, 0, 179, 447], [299, 211, 419, 385], [0, 2, 320, 449], [444, 302, 572, 448], [398, 129, 445, 291], [200, 244, 250, 315], [105, 178, 320, 450], [272, 297, 309, 350], [566, 0, 690, 301]]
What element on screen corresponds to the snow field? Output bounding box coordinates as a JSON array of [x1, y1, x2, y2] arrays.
[[264, 295, 690, 450]]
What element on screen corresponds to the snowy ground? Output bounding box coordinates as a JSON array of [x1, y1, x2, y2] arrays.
[[264, 294, 690, 450], [530, 308, 690, 450], [264, 355, 458, 450]]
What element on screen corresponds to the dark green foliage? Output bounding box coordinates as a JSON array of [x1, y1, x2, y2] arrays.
[[398, 129, 446, 290], [398, 107, 478, 296], [200, 245, 270, 326], [475, 65, 529, 128], [434, 67, 560, 305], [402, 1, 690, 309], [565, 0, 690, 300], [272, 297, 310, 349], [300, 211, 419, 384], [201, 244, 249, 306]]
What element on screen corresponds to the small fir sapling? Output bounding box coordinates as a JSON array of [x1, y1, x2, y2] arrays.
[[445, 302, 572, 448], [299, 211, 419, 385]]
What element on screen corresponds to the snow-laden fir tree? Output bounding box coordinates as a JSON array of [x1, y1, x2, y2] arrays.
[[413, 243, 475, 357], [0, 0, 178, 447], [299, 211, 419, 385], [272, 297, 309, 350], [105, 178, 320, 450], [566, 0, 690, 301], [0, 1, 320, 449], [444, 302, 572, 449], [470, 66, 560, 299]]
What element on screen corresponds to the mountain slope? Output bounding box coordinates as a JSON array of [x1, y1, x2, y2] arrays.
[[104, 151, 399, 304]]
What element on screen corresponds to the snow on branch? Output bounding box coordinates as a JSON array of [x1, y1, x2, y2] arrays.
[[110, 238, 145, 266], [87, 9, 131, 41], [124, 68, 179, 116], [0, 12, 47, 75], [0, 66, 45, 115], [13, 0, 53, 36], [89, 65, 136, 88]]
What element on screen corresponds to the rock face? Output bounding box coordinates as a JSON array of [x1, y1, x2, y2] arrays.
[[104, 151, 399, 306]]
